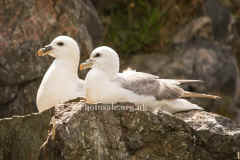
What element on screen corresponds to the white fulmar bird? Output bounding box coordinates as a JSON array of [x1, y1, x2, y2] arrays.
[[36, 36, 85, 112], [80, 46, 220, 114]]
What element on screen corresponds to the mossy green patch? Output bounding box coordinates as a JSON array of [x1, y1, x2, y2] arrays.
[[102, 1, 163, 55], [98, 0, 203, 56]]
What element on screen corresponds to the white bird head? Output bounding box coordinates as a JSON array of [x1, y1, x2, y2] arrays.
[[80, 46, 120, 74], [37, 35, 80, 61]]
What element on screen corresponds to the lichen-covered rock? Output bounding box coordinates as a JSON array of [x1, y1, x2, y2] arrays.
[[0, 109, 53, 160], [39, 102, 240, 160], [0, 0, 103, 118]]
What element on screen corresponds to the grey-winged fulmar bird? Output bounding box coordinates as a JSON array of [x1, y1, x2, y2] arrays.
[[80, 46, 220, 114]]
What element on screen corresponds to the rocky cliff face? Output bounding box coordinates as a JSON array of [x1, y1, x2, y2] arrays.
[[0, 101, 239, 160], [37, 102, 240, 160], [0, 0, 103, 118]]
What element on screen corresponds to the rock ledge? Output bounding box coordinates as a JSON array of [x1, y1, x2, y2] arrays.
[[38, 102, 240, 160]]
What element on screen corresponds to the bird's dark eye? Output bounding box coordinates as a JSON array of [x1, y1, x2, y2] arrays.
[[94, 53, 101, 58], [57, 42, 64, 46]]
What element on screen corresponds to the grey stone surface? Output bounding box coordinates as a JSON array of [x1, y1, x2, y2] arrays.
[[39, 101, 240, 160]]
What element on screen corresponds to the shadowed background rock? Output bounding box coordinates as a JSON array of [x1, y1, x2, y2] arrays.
[[0, 0, 103, 118]]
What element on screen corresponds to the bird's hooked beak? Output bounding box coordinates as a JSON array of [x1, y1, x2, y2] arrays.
[[79, 59, 94, 70], [37, 45, 53, 56]]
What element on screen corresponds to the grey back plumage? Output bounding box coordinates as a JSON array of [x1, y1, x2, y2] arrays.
[[115, 70, 185, 100]]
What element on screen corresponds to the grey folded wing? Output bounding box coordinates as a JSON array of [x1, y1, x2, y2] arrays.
[[120, 68, 203, 85], [114, 74, 185, 100]]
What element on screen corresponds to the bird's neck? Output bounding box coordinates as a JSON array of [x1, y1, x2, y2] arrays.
[[53, 58, 79, 77], [95, 64, 119, 79], [91, 68, 116, 80]]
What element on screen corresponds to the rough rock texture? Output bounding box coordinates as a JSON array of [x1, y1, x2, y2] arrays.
[[176, 110, 240, 160], [0, 109, 53, 160], [39, 102, 240, 160], [0, 0, 103, 118]]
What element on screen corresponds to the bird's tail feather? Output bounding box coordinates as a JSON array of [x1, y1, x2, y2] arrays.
[[182, 91, 221, 99]]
